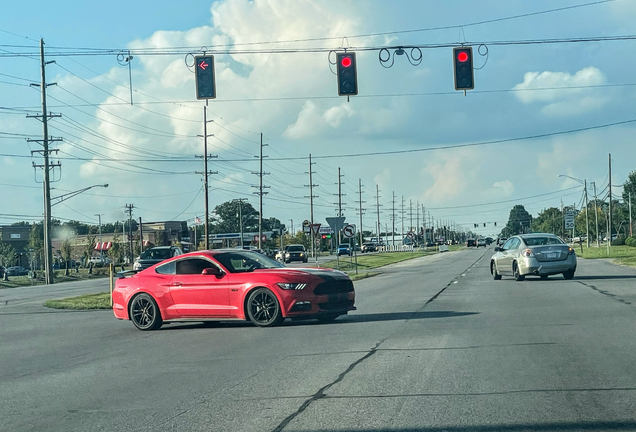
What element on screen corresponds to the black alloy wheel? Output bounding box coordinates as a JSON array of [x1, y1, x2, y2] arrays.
[[563, 269, 575, 280], [491, 261, 502, 280], [247, 288, 284, 327], [130, 293, 163, 331], [513, 262, 525, 282]]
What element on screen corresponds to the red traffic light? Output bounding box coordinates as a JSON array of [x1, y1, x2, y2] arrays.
[[457, 52, 468, 62], [341, 56, 352, 68]]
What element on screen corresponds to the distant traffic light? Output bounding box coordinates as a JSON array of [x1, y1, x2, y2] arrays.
[[453, 47, 474, 91], [494, 222, 497, 226], [321, 234, 327, 239], [195, 55, 216, 100], [483, 223, 486, 227], [474, 224, 478, 228], [337, 52, 358, 96]]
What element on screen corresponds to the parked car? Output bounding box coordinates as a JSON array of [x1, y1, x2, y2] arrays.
[[490, 233, 577, 281], [113, 249, 356, 330], [337, 243, 351, 256], [361, 242, 377, 253], [466, 239, 476, 247], [5, 266, 29, 276], [485, 237, 493, 245], [88, 257, 109, 268], [476, 239, 487, 248], [283, 244, 307, 263], [133, 246, 184, 271]]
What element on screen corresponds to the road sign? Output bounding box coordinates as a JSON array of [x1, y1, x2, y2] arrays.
[[302, 220, 311, 234], [325, 217, 346, 233], [565, 210, 575, 230], [406, 232, 414, 239], [315, 237, 321, 245], [253, 235, 267, 243], [310, 223, 321, 237], [343, 224, 356, 238], [318, 227, 333, 234]]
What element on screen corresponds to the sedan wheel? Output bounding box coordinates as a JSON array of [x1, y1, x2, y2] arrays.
[[130, 293, 163, 331], [563, 269, 575, 280], [247, 288, 284, 327], [513, 262, 525, 282], [491, 261, 502, 280]]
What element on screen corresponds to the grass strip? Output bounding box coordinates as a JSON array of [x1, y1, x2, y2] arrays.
[[321, 250, 439, 273], [44, 292, 111, 310]]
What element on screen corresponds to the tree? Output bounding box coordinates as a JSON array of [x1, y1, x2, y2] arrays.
[[532, 207, 563, 235], [61, 239, 72, 276], [11, 221, 31, 227], [0, 241, 16, 267], [211, 200, 259, 234], [500, 205, 532, 237], [108, 232, 123, 264], [84, 235, 97, 266], [29, 223, 44, 270]]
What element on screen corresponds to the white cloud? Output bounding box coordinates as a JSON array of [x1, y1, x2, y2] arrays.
[[491, 180, 514, 197], [513, 67, 608, 116]]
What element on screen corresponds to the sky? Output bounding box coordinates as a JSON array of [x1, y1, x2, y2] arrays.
[[1, 0, 636, 238]]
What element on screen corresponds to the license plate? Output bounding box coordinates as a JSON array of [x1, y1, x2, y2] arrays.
[[545, 253, 557, 259]]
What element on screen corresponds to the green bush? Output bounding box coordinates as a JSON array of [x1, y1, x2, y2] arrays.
[[626, 237, 636, 247], [612, 236, 626, 246]]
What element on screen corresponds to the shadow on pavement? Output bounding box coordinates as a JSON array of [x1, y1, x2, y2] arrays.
[[281, 422, 636, 432], [161, 311, 478, 331], [573, 275, 636, 280]]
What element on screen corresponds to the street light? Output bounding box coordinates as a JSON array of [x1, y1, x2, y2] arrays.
[[52, 184, 109, 207], [558, 175, 589, 247]]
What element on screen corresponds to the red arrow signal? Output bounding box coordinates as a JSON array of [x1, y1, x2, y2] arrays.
[[198, 61, 209, 70]]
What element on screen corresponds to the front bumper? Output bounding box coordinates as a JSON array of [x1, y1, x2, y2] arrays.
[[285, 254, 307, 262], [278, 281, 356, 317], [518, 255, 577, 276]]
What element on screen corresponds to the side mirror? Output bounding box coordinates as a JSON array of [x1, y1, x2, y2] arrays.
[[494, 247, 502, 252], [202, 267, 223, 277]]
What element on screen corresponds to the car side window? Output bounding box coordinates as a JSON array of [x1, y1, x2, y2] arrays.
[[176, 258, 216, 275], [155, 261, 176, 275], [502, 239, 514, 251], [511, 238, 521, 250]]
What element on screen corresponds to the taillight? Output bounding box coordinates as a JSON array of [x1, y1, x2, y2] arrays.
[[521, 249, 534, 258], [568, 247, 575, 255]]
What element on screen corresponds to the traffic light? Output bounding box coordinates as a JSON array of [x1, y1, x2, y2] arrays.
[[494, 222, 497, 227], [322, 234, 327, 239], [337, 52, 358, 96], [453, 47, 474, 91], [195, 55, 216, 100], [483, 223, 486, 227], [474, 224, 478, 228]]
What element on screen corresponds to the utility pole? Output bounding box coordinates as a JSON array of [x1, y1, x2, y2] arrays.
[[422, 204, 426, 243], [252, 133, 269, 250], [139, 217, 144, 254], [95, 214, 103, 261], [334, 167, 346, 245], [232, 198, 248, 249], [304, 155, 318, 258], [584, 180, 590, 248], [391, 192, 396, 247], [630, 193, 633, 238], [416, 202, 420, 244], [375, 185, 381, 244], [195, 106, 217, 250], [357, 179, 365, 248], [409, 199, 413, 237], [401, 196, 405, 243], [125, 204, 134, 264], [608, 154, 612, 249], [592, 182, 600, 247], [26, 39, 62, 285]]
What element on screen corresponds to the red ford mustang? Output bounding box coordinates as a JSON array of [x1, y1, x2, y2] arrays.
[[113, 249, 356, 330]]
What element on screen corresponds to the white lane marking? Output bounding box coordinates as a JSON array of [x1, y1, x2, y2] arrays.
[[461, 274, 466, 277], [453, 281, 458, 284]]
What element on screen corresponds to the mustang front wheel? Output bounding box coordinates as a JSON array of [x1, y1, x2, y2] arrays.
[[247, 288, 284, 327]]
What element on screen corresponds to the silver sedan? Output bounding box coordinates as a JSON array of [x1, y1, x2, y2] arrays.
[[490, 233, 577, 281]]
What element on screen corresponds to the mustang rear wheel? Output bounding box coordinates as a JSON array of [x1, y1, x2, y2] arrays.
[[247, 288, 284, 327], [130, 293, 163, 331]]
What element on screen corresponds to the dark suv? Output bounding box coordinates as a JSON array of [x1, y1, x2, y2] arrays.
[[283, 244, 307, 263], [466, 239, 476, 247], [133, 246, 183, 271]]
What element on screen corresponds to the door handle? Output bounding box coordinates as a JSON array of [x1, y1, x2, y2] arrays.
[[171, 282, 182, 287]]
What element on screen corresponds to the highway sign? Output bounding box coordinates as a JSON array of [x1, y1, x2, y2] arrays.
[[325, 217, 346, 233], [310, 223, 321, 237], [343, 224, 356, 238], [565, 210, 575, 230]]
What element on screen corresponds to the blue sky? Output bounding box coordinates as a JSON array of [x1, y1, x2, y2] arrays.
[[1, 0, 635, 237]]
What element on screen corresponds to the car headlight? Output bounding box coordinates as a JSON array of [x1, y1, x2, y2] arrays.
[[299, 253, 304, 256], [285, 252, 290, 256], [277, 283, 307, 290], [133, 262, 141, 270]]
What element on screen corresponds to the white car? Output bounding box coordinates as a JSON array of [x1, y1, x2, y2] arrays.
[[476, 239, 487, 248]]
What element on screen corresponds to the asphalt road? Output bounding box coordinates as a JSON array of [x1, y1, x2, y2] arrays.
[[3, 247, 636, 432]]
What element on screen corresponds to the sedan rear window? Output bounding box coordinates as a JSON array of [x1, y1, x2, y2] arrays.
[[140, 248, 173, 260], [523, 237, 564, 246]]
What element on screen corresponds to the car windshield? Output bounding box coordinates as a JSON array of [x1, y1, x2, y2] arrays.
[[286, 246, 304, 252], [140, 249, 173, 260], [214, 251, 284, 273], [523, 236, 564, 246]]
